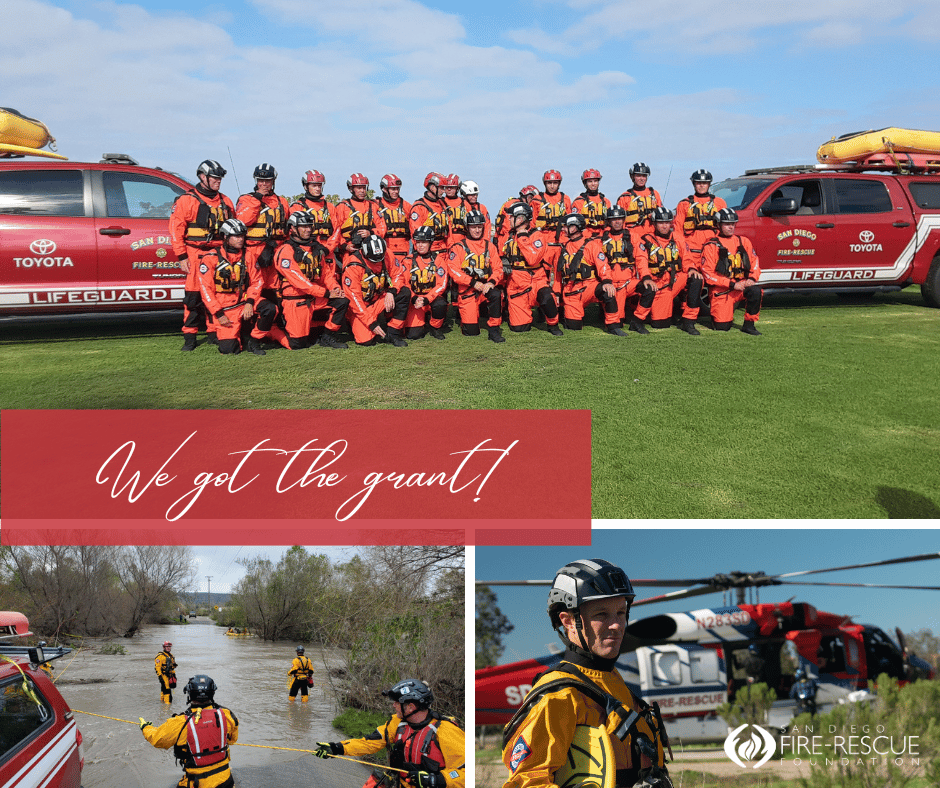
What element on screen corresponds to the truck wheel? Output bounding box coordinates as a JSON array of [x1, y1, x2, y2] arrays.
[[922, 254, 940, 308]]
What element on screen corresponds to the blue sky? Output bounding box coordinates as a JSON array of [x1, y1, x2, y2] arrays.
[[477, 527, 940, 665], [5, 0, 939, 206]]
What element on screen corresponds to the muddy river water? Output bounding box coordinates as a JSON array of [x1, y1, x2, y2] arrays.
[[56, 619, 376, 788]]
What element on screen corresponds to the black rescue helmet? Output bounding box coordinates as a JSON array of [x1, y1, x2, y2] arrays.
[[650, 206, 675, 223], [219, 218, 248, 238], [562, 213, 586, 231], [547, 558, 635, 630], [254, 163, 278, 180], [412, 225, 435, 244], [508, 202, 532, 221], [382, 679, 433, 709], [605, 205, 627, 221], [465, 209, 486, 226], [197, 159, 226, 179], [185, 674, 218, 705], [296, 646, 305, 655], [361, 235, 387, 262], [287, 211, 314, 228], [690, 169, 713, 183], [715, 207, 739, 224], [629, 162, 651, 178]]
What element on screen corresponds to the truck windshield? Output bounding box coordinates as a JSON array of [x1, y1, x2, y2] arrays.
[[712, 178, 775, 210]]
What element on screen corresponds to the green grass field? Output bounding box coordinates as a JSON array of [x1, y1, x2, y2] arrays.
[[1, 288, 938, 518]]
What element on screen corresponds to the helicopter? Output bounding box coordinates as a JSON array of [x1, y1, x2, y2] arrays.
[[476, 552, 940, 741]]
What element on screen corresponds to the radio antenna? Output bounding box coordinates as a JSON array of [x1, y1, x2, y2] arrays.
[[227, 146, 240, 194]]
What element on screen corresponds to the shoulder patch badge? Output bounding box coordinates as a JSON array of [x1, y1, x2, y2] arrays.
[[344, 277, 352, 286], [281, 259, 291, 268], [411, 211, 419, 221], [449, 251, 456, 260], [597, 253, 606, 262], [509, 736, 532, 773], [437, 267, 445, 277], [533, 239, 543, 248], [448, 771, 459, 780], [199, 263, 208, 274]]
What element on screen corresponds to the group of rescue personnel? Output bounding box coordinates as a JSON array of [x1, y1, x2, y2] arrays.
[[169, 162, 765, 354], [143, 640, 465, 788]]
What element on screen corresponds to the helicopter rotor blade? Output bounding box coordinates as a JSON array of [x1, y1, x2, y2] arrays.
[[777, 581, 940, 591], [774, 552, 940, 580]]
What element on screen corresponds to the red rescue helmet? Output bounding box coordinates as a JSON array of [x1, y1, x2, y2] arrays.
[[442, 173, 460, 187], [163, 641, 172, 649], [380, 174, 402, 192], [581, 168, 602, 183], [543, 169, 562, 183], [347, 173, 369, 192], [302, 169, 325, 187], [519, 185, 539, 201], [424, 172, 443, 189]]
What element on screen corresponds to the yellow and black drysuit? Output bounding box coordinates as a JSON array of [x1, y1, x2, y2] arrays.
[[155, 649, 177, 703], [142, 704, 239, 788], [288, 654, 314, 699], [334, 712, 466, 788], [502, 650, 672, 788]]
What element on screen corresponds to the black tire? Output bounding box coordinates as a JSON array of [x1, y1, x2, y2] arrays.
[[921, 254, 940, 308]]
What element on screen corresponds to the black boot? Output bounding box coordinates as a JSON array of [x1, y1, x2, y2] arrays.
[[606, 324, 628, 337], [548, 324, 563, 336], [487, 326, 506, 343], [206, 333, 219, 346], [742, 320, 762, 336], [180, 334, 197, 352], [628, 318, 649, 335], [247, 336, 266, 356], [386, 328, 408, 347], [678, 318, 701, 336], [429, 326, 445, 340], [318, 331, 348, 349]]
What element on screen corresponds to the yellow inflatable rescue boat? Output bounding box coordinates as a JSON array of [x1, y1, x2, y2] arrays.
[[0, 107, 68, 160], [817, 127, 940, 163]]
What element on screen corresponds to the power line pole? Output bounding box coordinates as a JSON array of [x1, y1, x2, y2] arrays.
[[207, 576, 212, 613]]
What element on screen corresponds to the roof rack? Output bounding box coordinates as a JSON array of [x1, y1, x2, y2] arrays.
[[0, 643, 73, 666], [745, 153, 940, 177], [100, 153, 139, 165]]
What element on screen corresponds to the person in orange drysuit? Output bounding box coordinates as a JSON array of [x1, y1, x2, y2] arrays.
[[570, 169, 611, 239], [616, 162, 663, 230], [289, 170, 334, 248], [169, 159, 235, 351], [495, 186, 539, 253], [452, 180, 491, 242], [599, 205, 646, 328], [376, 174, 412, 262], [409, 172, 450, 254], [701, 208, 763, 335], [266, 211, 349, 350], [440, 173, 464, 236], [445, 210, 505, 343], [501, 202, 562, 335], [401, 226, 448, 340], [531, 169, 572, 242], [196, 219, 273, 355], [674, 169, 727, 267], [540, 214, 625, 335], [341, 235, 410, 347], [633, 206, 703, 334], [327, 173, 388, 266]]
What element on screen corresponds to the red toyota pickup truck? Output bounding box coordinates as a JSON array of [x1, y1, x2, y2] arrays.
[[711, 156, 940, 306], [0, 154, 190, 315]]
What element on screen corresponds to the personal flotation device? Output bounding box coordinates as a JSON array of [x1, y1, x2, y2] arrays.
[[293, 197, 334, 240], [346, 258, 392, 303], [291, 656, 313, 678], [387, 716, 455, 775], [601, 232, 636, 271], [409, 257, 441, 296], [378, 198, 410, 239], [705, 237, 751, 280], [208, 249, 251, 295], [412, 197, 449, 243], [245, 196, 288, 243], [502, 237, 536, 270], [682, 196, 718, 234], [174, 707, 229, 770], [339, 200, 377, 242], [180, 189, 232, 246], [641, 234, 682, 279], [560, 244, 595, 284], [279, 241, 326, 295], [456, 241, 491, 282], [577, 193, 608, 231], [618, 189, 658, 226], [534, 192, 568, 233], [442, 199, 464, 234]]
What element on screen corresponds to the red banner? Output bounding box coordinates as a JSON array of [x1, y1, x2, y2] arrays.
[[1, 410, 590, 545]]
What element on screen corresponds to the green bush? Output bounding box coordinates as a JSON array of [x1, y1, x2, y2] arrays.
[[331, 708, 390, 759], [717, 682, 777, 727], [97, 643, 127, 655]]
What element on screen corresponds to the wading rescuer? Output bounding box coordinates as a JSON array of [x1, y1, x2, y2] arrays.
[[155, 640, 177, 704], [315, 679, 465, 788], [140, 674, 239, 788], [288, 645, 314, 702], [502, 559, 673, 788]]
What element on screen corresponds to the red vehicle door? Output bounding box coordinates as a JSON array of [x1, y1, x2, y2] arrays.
[[0, 166, 98, 313], [92, 168, 188, 310]]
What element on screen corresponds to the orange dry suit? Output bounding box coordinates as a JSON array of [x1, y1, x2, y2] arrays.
[[616, 187, 663, 228], [403, 251, 449, 332], [701, 233, 762, 325], [341, 250, 408, 344], [570, 192, 611, 238], [634, 229, 700, 325], [410, 194, 450, 253], [541, 237, 618, 328], [377, 196, 413, 257], [236, 191, 289, 291], [446, 237, 505, 331], [673, 193, 728, 262]]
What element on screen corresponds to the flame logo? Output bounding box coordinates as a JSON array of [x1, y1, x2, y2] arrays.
[[723, 724, 776, 769]]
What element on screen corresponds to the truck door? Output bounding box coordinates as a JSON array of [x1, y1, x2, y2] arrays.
[[0, 167, 98, 313], [92, 169, 187, 309]]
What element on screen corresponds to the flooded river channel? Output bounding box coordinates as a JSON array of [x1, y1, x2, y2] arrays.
[[57, 619, 374, 788]]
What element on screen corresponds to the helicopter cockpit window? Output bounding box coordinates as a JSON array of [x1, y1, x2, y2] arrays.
[[690, 649, 719, 683], [864, 629, 904, 679], [817, 635, 846, 673], [652, 652, 682, 685]]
